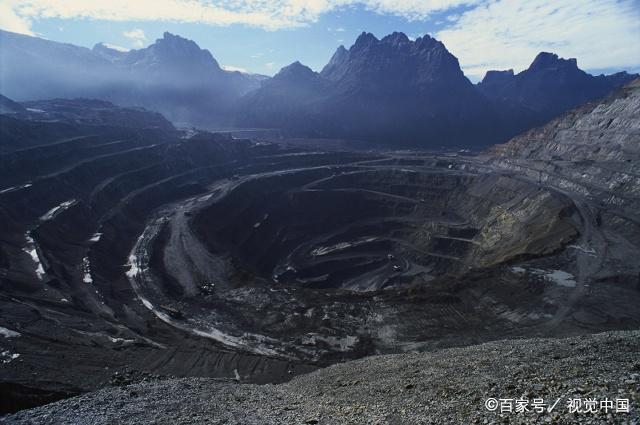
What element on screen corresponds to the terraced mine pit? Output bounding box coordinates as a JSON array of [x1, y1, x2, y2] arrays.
[[193, 167, 576, 291], [1, 101, 639, 412], [121, 155, 582, 362]]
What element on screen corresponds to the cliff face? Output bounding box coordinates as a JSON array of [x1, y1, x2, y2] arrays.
[[490, 78, 640, 162], [478, 53, 638, 125], [486, 79, 640, 249]]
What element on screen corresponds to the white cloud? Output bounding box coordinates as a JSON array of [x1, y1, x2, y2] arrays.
[[221, 64, 249, 73], [265, 62, 276, 69], [123, 28, 146, 47], [363, 0, 482, 20], [1, 0, 480, 31], [437, 0, 640, 79], [1, 0, 638, 79], [0, 2, 34, 35], [102, 42, 130, 52]]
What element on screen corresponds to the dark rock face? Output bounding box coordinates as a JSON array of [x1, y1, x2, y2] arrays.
[[118, 31, 224, 78], [486, 78, 640, 244], [239, 33, 636, 148], [321, 32, 468, 90], [489, 78, 640, 162], [0, 30, 265, 127], [0, 94, 27, 114], [236, 62, 332, 135], [482, 78, 640, 308], [239, 32, 501, 147], [477, 69, 514, 90], [478, 52, 638, 124]]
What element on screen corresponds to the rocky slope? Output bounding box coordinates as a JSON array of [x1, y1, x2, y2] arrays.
[[14, 98, 174, 131], [0, 96, 175, 153], [489, 78, 640, 162], [3, 330, 638, 424], [485, 78, 640, 247], [0, 95, 26, 115]]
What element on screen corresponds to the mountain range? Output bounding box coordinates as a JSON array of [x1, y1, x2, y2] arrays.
[[477, 52, 637, 125], [238, 32, 499, 146], [0, 29, 636, 147], [0, 30, 266, 127]]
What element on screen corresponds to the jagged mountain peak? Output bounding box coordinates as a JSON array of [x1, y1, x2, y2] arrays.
[[151, 32, 219, 65], [353, 31, 379, 47], [478, 51, 638, 125], [321, 30, 466, 86], [274, 61, 318, 82], [381, 31, 410, 45], [351, 31, 442, 52], [528, 52, 578, 72], [120, 31, 223, 77], [156, 31, 199, 50], [481, 69, 515, 84]]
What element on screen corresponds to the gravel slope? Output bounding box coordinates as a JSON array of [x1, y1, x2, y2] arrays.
[[2, 330, 639, 425]]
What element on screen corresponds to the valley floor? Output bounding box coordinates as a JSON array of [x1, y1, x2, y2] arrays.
[[3, 330, 639, 424]]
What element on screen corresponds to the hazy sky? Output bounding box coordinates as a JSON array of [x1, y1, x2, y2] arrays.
[[1, 0, 639, 80]]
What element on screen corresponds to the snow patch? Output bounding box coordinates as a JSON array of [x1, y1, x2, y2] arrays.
[[82, 257, 93, 284], [302, 334, 358, 351], [23, 232, 45, 280], [568, 244, 596, 256], [311, 236, 377, 257], [544, 270, 577, 288], [108, 336, 135, 344], [26, 108, 45, 113], [511, 266, 577, 288], [1, 351, 20, 364], [40, 199, 76, 221], [181, 129, 198, 139], [126, 253, 140, 278], [0, 326, 20, 338], [0, 183, 32, 194], [89, 232, 103, 242], [253, 214, 269, 229]]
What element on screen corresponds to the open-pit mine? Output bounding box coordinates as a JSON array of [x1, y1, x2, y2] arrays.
[[1, 80, 640, 415]]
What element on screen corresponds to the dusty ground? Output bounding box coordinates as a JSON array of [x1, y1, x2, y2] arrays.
[[3, 330, 638, 424]]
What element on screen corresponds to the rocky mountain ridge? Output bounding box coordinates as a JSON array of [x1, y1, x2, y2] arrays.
[[2, 29, 636, 147], [238, 31, 501, 147], [478, 52, 637, 126], [238, 32, 637, 147], [0, 30, 265, 127]]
